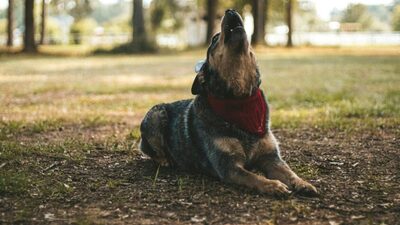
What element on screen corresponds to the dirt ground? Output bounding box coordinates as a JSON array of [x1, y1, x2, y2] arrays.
[[1, 48, 399, 224], [1, 125, 399, 225]]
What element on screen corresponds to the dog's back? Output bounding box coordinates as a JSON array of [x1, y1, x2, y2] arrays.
[[140, 99, 213, 173]]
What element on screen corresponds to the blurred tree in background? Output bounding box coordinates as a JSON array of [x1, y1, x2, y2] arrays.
[[286, 0, 293, 47], [1, 0, 400, 52], [39, 0, 46, 45], [132, 0, 146, 45], [341, 4, 374, 31], [108, 0, 156, 53], [23, 0, 36, 52], [150, 0, 185, 33], [392, 5, 400, 31], [70, 17, 96, 44], [51, 0, 93, 44], [7, 0, 14, 46], [251, 0, 267, 46], [52, 0, 92, 21], [87, 0, 131, 34], [206, 0, 218, 44]]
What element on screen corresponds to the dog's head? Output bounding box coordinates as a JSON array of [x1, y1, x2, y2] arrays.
[[192, 9, 260, 98]]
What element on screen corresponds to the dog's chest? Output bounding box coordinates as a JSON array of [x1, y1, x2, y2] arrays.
[[245, 133, 278, 161]]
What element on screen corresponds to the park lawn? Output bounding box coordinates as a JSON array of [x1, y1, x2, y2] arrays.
[[0, 47, 399, 224]]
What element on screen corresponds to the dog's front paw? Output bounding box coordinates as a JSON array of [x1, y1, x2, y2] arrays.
[[293, 179, 318, 197], [260, 180, 291, 197]]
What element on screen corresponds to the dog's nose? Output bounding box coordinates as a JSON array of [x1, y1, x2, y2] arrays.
[[225, 9, 236, 15]]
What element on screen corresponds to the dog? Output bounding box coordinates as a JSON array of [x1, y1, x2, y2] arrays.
[[140, 9, 318, 197]]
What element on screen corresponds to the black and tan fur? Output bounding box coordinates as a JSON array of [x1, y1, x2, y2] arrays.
[[140, 9, 318, 196]]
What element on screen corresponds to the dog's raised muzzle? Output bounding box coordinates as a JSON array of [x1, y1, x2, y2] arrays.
[[222, 9, 247, 52]]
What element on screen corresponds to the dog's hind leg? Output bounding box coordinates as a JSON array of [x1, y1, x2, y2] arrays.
[[140, 104, 171, 167]]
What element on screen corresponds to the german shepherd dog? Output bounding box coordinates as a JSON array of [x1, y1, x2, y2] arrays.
[[140, 9, 318, 197]]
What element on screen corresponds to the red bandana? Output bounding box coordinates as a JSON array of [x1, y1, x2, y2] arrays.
[[207, 89, 267, 137]]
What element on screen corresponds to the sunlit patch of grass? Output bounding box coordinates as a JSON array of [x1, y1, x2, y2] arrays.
[[0, 137, 94, 161], [0, 117, 113, 140], [0, 46, 399, 133], [0, 168, 74, 201], [0, 171, 30, 196], [129, 127, 141, 140], [291, 164, 320, 180], [106, 179, 123, 189]]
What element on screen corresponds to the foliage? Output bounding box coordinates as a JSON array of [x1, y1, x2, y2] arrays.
[[150, 0, 186, 33], [98, 40, 157, 54], [296, 1, 324, 32], [340, 4, 374, 30], [392, 5, 400, 31], [367, 4, 391, 24], [90, 0, 130, 24], [50, 0, 92, 21], [220, 0, 251, 15], [46, 18, 65, 44], [70, 18, 97, 35], [0, 19, 5, 34], [0, 8, 5, 20], [0, 0, 24, 30], [70, 18, 97, 44], [268, 0, 288, 26], [102, 15, 131, 34]]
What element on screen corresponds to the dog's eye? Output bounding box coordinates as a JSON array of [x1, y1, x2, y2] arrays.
[[211, 33, 220, 44], [210, 33, 220, 50], [212, 35, 219, 44]]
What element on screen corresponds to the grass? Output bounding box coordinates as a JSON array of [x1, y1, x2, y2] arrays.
[[1, 47, 398, 131], [0, 46, 399, 223]]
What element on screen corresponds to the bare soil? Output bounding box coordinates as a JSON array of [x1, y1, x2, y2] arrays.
[[1, 126, 399, 225]]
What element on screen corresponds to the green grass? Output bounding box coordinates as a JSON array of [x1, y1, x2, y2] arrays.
[[1, 47, 398, 131], [1, 46, 399, 200]]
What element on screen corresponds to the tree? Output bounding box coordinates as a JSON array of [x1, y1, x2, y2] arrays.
[[39, 0, 47, 45], [150, 0, 185, 33], [23, 0, 37, 52], [341, 4, 373, 31], [103, 0, 155, 53], [7, 0, 14, 47], [132, 0, 146, 44], [50, 0, 92, 21], [206, 0, 218, 44], [391, 5, 400, 31], [251, 0, 267, 46], [286, 0, 293, 47]]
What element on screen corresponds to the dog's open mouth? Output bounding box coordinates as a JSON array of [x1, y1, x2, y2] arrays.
[[223, 9, 245, 44]]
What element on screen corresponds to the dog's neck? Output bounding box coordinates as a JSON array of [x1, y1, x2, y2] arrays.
[[207, 88, 267, 137], [209, 51, 259, 98], [205, 66, 260, 99]]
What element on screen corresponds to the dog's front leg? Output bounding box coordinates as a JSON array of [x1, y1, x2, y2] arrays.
[[210, 138, 290, 196], [256, 134, 318, 196], [261, 158, 318, 196], [223, 163, 290, 196]]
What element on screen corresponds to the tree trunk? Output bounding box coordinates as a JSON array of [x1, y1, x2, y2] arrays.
[[23, 0, 37, 52], [132, 0, 146, 44], [286, 0, 293, 47], [39, 0, 46, 45], [251, 0, 267, 46], [7, 0, 14, 47], [206, 0, 218, 44]]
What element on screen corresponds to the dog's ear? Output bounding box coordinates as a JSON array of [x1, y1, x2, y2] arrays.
[[191, 60, 207, 95], [191, 71, 206, 95]]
